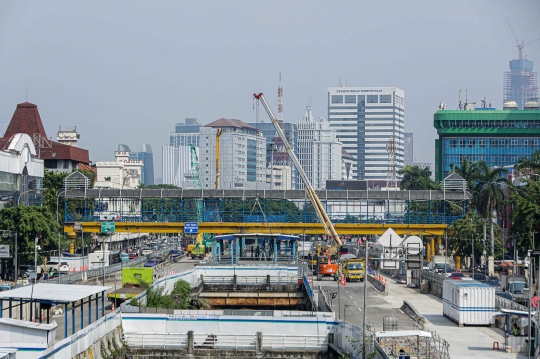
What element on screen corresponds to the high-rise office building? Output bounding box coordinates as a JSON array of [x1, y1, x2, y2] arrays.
[[296, 105, 342, 189], [246, 121, 298, 189], [434, 100, 540, 181], [162, 118, 201, 186], [199, 119, 267, 189], [130, 144, 154, 185], [327, 86, 405, 180], [404, 133, 413, 165], [504, 58, 538, 110]]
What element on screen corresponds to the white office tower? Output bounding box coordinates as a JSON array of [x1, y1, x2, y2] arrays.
[[327, 87, 405, 180], [162, 145, 192, 187], [200, 119, 267, 190], [296, 105, 342, 189]]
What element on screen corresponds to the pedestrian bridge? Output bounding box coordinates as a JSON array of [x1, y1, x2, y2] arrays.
[[62, 189, 469, 236]]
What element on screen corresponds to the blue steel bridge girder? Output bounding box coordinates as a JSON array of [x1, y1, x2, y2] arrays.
[[63, 189, 470, 226]]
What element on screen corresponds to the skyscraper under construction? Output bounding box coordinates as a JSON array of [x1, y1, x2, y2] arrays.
[[504, 58, 538, 110]]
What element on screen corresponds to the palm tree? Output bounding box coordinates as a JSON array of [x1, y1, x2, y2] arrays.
[[398, 165, 439, 190], [516, 150, 540, 174], [450, 158, 478, 192], [474, 161, 510, 257]]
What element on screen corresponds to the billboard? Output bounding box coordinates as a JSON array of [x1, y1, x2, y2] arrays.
[[326, 180, 368, 191], [0, 245, 10, 258]]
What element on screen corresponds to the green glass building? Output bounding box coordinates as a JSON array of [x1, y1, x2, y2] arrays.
[[434, 104, 540, 181]]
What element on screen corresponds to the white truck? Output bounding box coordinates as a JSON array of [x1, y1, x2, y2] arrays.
[[88, 250, 120, 269], [48, 256, 89, 273]]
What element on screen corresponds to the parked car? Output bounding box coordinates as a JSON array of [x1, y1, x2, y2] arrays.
[[487, 277, 500, 288], [141, 249, 154, 256], [472, 273, 487, 282], [449, 271, 465, 280], [144, 259, 157, 267], [496, 291, 513, 301], [46, 261, 70, 273], [129, 252, 138, 259], [0, 283, 12, 292]]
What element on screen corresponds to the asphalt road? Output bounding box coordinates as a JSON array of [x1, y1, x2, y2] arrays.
[[315, 278, 415, 331]]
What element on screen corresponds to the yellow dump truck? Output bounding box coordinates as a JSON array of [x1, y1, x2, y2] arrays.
[[342, 258, 365, 282]]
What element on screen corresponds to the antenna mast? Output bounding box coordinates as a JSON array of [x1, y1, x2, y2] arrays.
[[386, 139, 397, 189], [277, 72, 284, 123]]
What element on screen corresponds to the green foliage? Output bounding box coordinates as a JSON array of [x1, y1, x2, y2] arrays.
[[340, 334, 376, 359], [448, 211, 503, 261], [42, 170, 69, 223], [472, 161, 509, 219], [398, 165, 439, 190], [510, 177, 540, 252], [129, 279, 210, 310], [0, 206, 61, 264], [516, 150, 540, 173], [450, 158, 478, 192]]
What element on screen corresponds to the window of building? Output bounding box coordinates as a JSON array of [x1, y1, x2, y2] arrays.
[[468, 139, 475, 147], [459, 139, 466, 148], [479, 139, 486, 147], [379, 95, 392, 103], [367, 95, 378, 103], [345, 95, 356, 104], [63, 160, 69, 169], [511, 139, 518, 145], [357, 95, 365, 103], [331, 95, 343, 104]]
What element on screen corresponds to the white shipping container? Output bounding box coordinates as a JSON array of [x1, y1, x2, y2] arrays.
[[443, 279, 495, 326]]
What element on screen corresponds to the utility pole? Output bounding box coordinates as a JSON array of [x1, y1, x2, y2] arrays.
[[363, 237, 369, 359], [14, 232, 18, 281], [102, 235, 106, 286], [528, 250, 532, 359]]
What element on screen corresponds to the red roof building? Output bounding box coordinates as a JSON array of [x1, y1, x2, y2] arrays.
[[1, 102, 90, 172]]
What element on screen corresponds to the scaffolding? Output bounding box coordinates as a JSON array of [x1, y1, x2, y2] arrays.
[[503, 63, 538, 109]]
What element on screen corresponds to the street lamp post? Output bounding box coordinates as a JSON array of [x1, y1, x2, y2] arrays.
[[1, 231, 18, 281], [17, 188, 47, 206]]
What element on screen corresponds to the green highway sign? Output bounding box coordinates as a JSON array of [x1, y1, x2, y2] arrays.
[[101, 222, 116, 233]]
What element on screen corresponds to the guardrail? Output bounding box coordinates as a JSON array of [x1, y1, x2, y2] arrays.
[[496, 295, 528, 312], [202, 276, 298, 286], [124, 332, 326, 351], [44, 248, 171, 284]]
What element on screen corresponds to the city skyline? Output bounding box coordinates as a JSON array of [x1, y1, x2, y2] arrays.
[[0, 1, 539, 178]]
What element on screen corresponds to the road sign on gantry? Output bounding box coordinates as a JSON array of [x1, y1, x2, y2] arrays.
[[531, 249, 540, 257], [101, 222, 115, 233], [184, 222, 198, 233]]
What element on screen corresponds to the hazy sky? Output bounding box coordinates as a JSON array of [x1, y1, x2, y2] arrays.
[[1, 1, 539, 178]]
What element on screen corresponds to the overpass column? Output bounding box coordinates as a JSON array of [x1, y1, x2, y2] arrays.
[[426, 242, 431, 263], [437, 237, 442, 255], [187, 331, 194, 354], [430, 238, 435, 258]]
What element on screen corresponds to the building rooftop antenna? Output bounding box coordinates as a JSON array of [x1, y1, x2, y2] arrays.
[[506, 18, 540, 60], [277, 72, 284, 123], [458, 89, 463, 110]]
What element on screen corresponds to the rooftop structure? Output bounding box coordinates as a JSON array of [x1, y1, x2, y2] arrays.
[[434, 103, 540, 181], [1, 102, 89, 173]]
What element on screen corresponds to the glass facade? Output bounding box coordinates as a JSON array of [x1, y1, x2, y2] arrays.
[[434, 110, 540, 180]]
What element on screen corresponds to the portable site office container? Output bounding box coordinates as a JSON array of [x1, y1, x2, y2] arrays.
[[442, 279, 495, 326]]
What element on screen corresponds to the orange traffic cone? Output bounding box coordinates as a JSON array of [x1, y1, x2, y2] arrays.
[[111, 302, 115, 311]]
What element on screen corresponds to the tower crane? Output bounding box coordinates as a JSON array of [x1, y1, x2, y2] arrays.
[[507, 19, 540, 60], [253, 93, 343, 254]]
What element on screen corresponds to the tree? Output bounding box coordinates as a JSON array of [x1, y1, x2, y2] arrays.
[[510, 177, 540, 253], [516, 150, 540, 173], [398, 165, 439, 190], [448, 211, 503, 263], [450, 158, 478, 192], [473, 161, 509, 256], [42, 170, 69, 222], [0, 206, 61, 265]]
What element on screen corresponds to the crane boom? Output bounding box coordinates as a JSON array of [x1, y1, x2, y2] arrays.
[[253, 93, 342, 248]]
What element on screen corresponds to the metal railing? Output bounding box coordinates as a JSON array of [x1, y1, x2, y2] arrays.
[[124, 332, 327, 351], [43, 248, 171, 284], [202, 276, 298, 286], [262, 334, 327, 350], [496, 295, 528, 312]]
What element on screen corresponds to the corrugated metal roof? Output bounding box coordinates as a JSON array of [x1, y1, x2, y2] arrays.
[[0, 284, 109, 303], [0, 318, 57, 331]]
